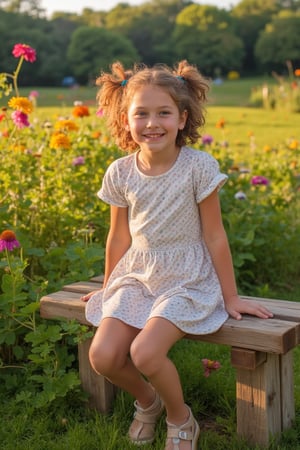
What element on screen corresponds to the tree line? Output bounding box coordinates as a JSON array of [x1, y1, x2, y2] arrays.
[[0, 0, 300, 86]]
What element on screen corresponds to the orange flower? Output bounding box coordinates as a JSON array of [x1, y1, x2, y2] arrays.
[[216, 118, 225, 129], [263, 145, 272, 152], [91, 131, 102, 139], [8, 96, 33, 114], [50, 132, 71, 149], [72, 105, 90, 118], [289, 140, 299, 150], [54, 119, 79, 132], [294, 69, 300, 77]]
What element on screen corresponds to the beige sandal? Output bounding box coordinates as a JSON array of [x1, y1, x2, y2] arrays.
[[128, 390, 164, 445], [165, 405, 200, 450]]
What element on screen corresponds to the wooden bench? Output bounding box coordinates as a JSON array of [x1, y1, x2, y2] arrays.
[[40, 275, 300, 447]]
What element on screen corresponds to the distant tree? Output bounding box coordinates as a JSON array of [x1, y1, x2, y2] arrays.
[[255, 11, 300, 71], [172, 4, 244, 76], [67, 26, 139, 84], [0, 0, 44, 17], [232, 0, 300, 73], [105, 0, 188, 65]]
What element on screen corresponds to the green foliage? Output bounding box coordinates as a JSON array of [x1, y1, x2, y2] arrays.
[[255, 11, 300, 71], [67, 26, 139, 84]]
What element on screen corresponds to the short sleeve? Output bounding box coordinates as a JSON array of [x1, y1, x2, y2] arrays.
[[193, 152, 228, 203], [97, 160, 128, 207]]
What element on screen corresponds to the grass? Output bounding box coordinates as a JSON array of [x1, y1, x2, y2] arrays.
[[0, 76, 275, 108]]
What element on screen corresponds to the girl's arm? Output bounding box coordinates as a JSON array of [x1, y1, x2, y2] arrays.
[[81, 205, 131, 301], [199, 189, 273, 320]]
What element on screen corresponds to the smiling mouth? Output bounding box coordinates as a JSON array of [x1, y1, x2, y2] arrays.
[[143, 133, 164, 139]]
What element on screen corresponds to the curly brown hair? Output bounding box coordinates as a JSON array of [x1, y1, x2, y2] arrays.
[[96, 60, 210, 152]]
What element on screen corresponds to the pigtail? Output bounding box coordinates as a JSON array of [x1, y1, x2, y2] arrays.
[[96, 62, 135, 151], [174, 60, 210, 145]]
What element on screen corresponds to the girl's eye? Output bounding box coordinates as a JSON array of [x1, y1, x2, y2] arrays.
[[160, 111, 171, 116]]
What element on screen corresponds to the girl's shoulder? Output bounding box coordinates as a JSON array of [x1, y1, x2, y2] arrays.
[[105, 152, 135, 173], [182, 146, 218, 166]]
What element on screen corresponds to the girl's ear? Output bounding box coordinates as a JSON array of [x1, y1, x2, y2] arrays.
[[179, 109, 188, 130]]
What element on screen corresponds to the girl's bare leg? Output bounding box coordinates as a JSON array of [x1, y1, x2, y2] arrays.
[[89, 317, 155, 408], [130, 318, 197, 449]]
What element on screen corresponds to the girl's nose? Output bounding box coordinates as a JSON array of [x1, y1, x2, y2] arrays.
[[146, 115, 158, 128]]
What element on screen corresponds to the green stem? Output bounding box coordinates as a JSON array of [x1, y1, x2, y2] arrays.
[[12, 56, 24, 97]]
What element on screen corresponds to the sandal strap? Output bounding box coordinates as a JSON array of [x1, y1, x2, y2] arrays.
[[167, 428, 193, 441]]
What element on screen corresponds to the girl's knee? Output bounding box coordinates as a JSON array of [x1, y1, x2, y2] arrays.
[[130, 338, 162, 376], [89, 340, 125, 376]]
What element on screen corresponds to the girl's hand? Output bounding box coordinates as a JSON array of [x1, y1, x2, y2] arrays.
[[80, 289, 103, 302], [225, 295, 274, 320]]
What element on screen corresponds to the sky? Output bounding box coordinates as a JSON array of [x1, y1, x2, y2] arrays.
[[41, 0, 240, 17]]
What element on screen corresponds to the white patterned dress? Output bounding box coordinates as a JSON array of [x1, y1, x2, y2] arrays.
[[86, 146, 229, 334]]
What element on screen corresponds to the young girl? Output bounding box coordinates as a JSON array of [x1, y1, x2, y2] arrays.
[[81, 60, 273, 449]]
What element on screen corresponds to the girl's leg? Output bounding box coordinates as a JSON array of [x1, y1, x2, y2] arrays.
[[130, 317, 199, 449], [89, 317, 155, 408]]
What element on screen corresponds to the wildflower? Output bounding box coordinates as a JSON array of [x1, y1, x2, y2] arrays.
[[0, 113, 5, 122], [50, 132, 71, 150], [294, 69, 300, 77], [234, 191, 247, 200], [54, 119, 79, 132], [289, 140, 299, 150], [202, 359, 221, 377], [227, 71, 240, 80], [251, 175, 270, 186], [0, 230, 20, 252], [216, 118, 225, 129], [74, 100, 83, 106], [29, 90, 39, 99], [263, 145, 272, 153], [12, 43, 36, 62], [96, 108, 104, 117], [72, 156, 85, 166], [72, 105, 90, 118], [91, 131, 101, 139], [11, 110, 30, 129], [8, 97, 33, 114], [201, 134, 214, 145]]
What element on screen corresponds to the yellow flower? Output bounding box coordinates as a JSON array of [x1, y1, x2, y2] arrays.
[[289, 140, 299, 150], [8, 96, 33, 114], [263, 145, 272, 152], [54, 119, 79, 132], [50, 132, 71, 149]]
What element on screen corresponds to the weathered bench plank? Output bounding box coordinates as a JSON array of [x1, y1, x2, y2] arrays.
[[40, 284, 300, 354], [39, 280, 300, 447]]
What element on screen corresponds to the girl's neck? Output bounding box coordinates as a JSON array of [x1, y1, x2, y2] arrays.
[[137, 146, 181, 176]]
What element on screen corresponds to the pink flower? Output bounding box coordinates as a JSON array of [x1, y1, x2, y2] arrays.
[[29, 90, 39, 99], [96, 108, 104, 117], [72, 156, 85, 166], [0, 230, 20, 252], [11, 110, 30, 129], [251, 175, 270, 186], [12, 43, 36, 63], [201, 134, 214, 145], [202, 358, 221, 377]]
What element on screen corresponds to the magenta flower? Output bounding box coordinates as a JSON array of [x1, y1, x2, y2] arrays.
[[12, 43, 36, 63], [72, 156, 85, 166], [251, 175, 270, 186], [0, 230, 20, 252], [202, 358, 221, 377], [201, 134, 214, 145], [11, 110, 30, 129], [96, 108, 104, 117]]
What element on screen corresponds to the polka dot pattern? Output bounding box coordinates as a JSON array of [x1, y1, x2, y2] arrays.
[[86, 146, 229, 334]]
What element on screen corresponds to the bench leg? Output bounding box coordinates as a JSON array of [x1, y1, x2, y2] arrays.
[[78, 337, 117, 413], [231, 348, 295, 447]]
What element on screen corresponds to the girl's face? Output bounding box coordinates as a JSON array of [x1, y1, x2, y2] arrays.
[[125, 85, 187, 155]]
